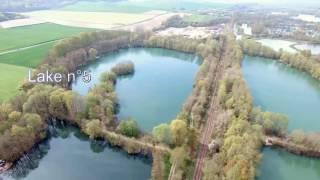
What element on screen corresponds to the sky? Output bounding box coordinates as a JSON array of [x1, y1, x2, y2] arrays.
[[200, 0, 320, 3], [129, 0, 320, 5]]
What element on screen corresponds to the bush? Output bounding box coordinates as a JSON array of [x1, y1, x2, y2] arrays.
[[111, 61, 135, 76], [118, 118, 140, 138]]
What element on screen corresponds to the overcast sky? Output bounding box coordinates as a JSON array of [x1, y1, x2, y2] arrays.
[[200, 0, 320, 4]]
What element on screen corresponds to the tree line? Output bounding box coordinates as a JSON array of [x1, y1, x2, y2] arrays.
[[240, 38, 320, 81]]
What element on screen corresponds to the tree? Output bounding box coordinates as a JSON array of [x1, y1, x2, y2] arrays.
[[118, 118, 140, 138], [85, 119, 103, 139], [11, 125, 28, 137], [24, 113, 43, 131], [88, 48, 98, 61], [111, 61, 135, 76], [8, 111, 21, 122], [170, 119, 188, 146], [152, 123, 172, 145]]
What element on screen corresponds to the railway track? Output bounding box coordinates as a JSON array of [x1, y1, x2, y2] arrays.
[[192, 39, 227, 180]]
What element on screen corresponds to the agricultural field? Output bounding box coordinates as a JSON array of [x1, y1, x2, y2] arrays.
[[22, 10, 162, 29], [0, 23, 94, 101], [0, 63, 29, 102], [183, 14, 214, 23], [0, 23, 94, 52], [61, 1, 231, 13], [0, 41, 55, 68]]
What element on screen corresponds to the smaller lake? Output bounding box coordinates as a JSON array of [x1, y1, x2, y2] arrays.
[[72, 48, 201, 131], [257, 39, 296, 53], [242, 56, 320, 132], [1, 124, 152, 180], [258, 147, 320, 180], [294, 44, 320, 54], [242, 55, 320, 180]]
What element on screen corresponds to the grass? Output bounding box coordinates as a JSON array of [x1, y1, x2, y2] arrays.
[[0, 23, 94, 101], [0, 41, 55, 68], [61, 1, 231, 13], [183, 14, 214, 23], [0, 63, 30, 102], [0, 23, 94, 52]]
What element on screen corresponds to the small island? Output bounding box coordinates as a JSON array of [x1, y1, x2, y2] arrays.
[[111, 61, 135, 76]]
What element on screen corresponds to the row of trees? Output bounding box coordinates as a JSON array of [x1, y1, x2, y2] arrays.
[[0, 84, 79, 161], [289, 130, 320, 151], [240, 38, 320, 81], [146, 35, 225, 179], [202, 36, 263, 180], [161, 15, 229, 29]]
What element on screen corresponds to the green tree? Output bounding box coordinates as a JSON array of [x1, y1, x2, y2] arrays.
[[88, 48, 98, 61], [118, 118, 140, 138], [170, 119, 187, 146], [85, 119, 103, 139], [152, 123, 172, 145]]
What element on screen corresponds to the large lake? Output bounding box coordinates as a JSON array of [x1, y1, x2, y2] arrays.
[[2, 48, 200, 180], [73, 48, 200, 131], [242, 56, 320, 180]]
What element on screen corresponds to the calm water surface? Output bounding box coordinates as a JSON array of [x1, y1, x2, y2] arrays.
[[73, 48, 200, 131], [242, 56, 320, 180], [2, 124, 151, 180], [2, 48, 200, 180]]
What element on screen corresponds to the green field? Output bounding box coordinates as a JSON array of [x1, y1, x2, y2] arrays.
[[183, 14, 214, 23], [0, 63, 29, 102], [0, 23, 94, 101], [61, 1, 231, 13], [0, 41, 55, 68], [0, 23, 94, 52]]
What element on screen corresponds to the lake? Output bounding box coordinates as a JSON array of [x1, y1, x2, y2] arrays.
[[257, 39, 297, 53], [2, 48, 200, 180], [2, 124, 152, 180], [242, 56, 320, 180], [73, 48, 200, 131], [294, 44, 320, 55]]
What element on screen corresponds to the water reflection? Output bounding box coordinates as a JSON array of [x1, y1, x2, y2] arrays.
[[2, 121, 151, 180]]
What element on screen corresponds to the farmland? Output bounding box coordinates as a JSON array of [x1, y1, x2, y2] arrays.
[[0, 41, 55, 68], [0, 23, 94, 52], [0, 23, 94, 100], [183, 14, 214, 23], [22, 10, 163, 29], [61, 1, 231, 13], [0, 63, 29, 102]]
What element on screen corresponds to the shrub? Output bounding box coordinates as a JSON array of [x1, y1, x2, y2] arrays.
[[118, 118, 140, 138], [111, 61, 135, 76]]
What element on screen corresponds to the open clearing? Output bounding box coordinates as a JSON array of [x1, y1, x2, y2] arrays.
[[0, 41, 55, 68], [22, 10, 160, 29], [0, 63, 29, 102], [0, 23, 94, 52]]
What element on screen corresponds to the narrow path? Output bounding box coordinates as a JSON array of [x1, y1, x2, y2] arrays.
[[265, 136, 320, 158], [103, 130, 170, 153]]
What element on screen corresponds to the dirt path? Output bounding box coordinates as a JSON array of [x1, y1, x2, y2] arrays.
[[265, 136, 320, 158]]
